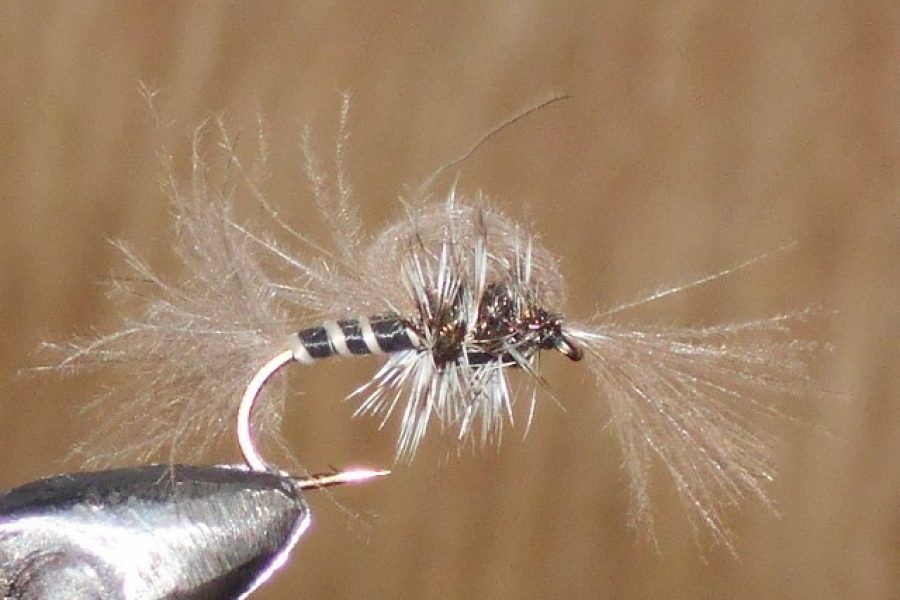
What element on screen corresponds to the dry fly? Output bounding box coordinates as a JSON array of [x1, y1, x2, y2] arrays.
[[45, 92, 820, 547]]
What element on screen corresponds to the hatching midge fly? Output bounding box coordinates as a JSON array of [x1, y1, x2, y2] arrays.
[[45, 92, 820, 547], [237, 194, 586, 473]]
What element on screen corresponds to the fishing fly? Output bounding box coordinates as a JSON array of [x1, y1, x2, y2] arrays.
[[46, 92, 819, 547]]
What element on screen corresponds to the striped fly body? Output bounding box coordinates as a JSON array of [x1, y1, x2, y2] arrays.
[[46, 95, 821, 547]]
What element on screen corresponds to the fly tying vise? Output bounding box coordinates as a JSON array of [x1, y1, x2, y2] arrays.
[[46, 93, 820, 546]]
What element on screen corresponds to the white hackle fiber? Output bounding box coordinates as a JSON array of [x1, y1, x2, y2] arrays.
[[44, 96, 820, 547]]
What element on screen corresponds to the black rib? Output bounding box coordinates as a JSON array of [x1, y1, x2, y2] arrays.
[[370, 316, 417, 353], [296, 326, 333, 359], [295, 316, 416, 359], [338, 319, 371, 355]]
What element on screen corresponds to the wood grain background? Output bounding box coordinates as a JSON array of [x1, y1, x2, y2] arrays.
[[1, 2, 898, 598]]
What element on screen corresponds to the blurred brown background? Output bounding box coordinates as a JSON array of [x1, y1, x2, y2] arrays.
[[1, 2, 898, 598]]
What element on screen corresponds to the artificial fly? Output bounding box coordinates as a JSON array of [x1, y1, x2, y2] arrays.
[[45, 92, 820, 547]]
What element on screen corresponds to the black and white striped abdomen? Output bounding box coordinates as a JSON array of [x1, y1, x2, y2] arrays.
[[288, 316, 421, 364]]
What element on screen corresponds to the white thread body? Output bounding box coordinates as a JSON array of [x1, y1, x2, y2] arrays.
[[49, 112, 820, 548]]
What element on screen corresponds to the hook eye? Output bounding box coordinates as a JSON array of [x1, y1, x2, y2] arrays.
[[554, 334, 583, 361]]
